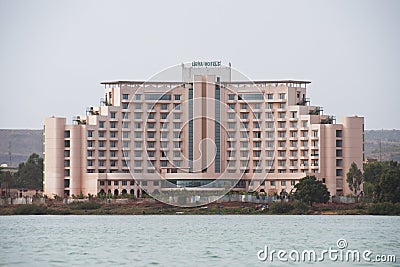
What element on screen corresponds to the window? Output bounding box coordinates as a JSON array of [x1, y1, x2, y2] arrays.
[[62, 140, 70, 148], [64, 150, 70, 157], [279, 93, 286, 99], [122, 181, 127, 186], [174, 113, 180, 120], [267, 94, 273, 100], [64, 130, 70, 138], [174, 104, 180, 110], [110, 131, 117, 138], [279, 112, 285, 118], [64, 170, 70, 177], [291, 180, 296, 186], [135, 132, 142, 138], [87, 160, 92, 167], [336, 130, 342, 138], [110, 112, 116, 119], [229, 104, 235, 109], [114, 181, 119, 186], [99, 121, 105, 128], [161, 104, 168, 110], [229, 94, 235, 100], [336, 169, 343, 176], [270, 181, 276, 186], [99, 141, 105, 147], [148, 132, 155, 138], [110, 151, 116, 157], [87, 141, 92, 147], [122, 103, 129, 109], [99, 131, 105, 137], [267, 103, 273, 109], [135, 94, 141, 100], [99, 151, 105, 157], [336, 140, 342, 147], [87, 150, 92, 157], [281, 180, 286, 186], [110, 122, 116, 128], [134, 113, 141, 119], [87, 130, 93, 138], [336, 149, 342, 157], [135, 103, 141, 109], [123, 94, 129, 100], [241, 103, 247, 110], [100, 180, 105, 186], [123, 132, 129, 139], [336, 159, 342, 166], [174, 95, 181, 100]]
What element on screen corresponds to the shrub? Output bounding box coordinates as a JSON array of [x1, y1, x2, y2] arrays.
[[69, 201, 101, 210], [14, 205, 47, 215], [292, 200, 310, 212], [269, 202, 294, 214], [368, 202, 400, 215]]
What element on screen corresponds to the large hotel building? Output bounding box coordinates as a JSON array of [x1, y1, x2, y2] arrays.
[[44, 62, 364, 199]]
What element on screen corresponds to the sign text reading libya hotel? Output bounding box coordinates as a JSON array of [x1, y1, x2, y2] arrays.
[[191, 61, 221, 67]]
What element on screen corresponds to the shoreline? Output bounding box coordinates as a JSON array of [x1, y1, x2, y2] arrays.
[[1, 200, 392, 216]]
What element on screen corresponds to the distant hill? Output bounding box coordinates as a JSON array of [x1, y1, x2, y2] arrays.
[[364, 129, 400, 162], [0, 129, 43, 167], [0, 129, 399, 166]]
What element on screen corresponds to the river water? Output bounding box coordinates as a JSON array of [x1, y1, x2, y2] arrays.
[[0, 215, 399, 266]]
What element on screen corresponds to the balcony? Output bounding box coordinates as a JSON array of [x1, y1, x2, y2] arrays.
[[297, 97, 310, 106]]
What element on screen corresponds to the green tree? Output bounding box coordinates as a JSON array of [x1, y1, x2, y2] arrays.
[[346, 162, 363, 195], [14, 153, 43, 190], [362, 161, 400, 203], [376, 166, 400, 203], [293, 176, 330, 205]]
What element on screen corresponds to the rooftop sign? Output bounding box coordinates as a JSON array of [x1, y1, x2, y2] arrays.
[[191, 61, 221, 67]]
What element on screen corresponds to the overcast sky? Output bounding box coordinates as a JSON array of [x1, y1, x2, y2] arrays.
[[0, 0, 399, 130]]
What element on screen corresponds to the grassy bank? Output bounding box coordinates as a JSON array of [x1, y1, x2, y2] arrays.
[[1, 200, 398, 215]]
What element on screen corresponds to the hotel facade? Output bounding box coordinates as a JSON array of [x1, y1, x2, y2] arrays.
[[44, 63, 364, 199]]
